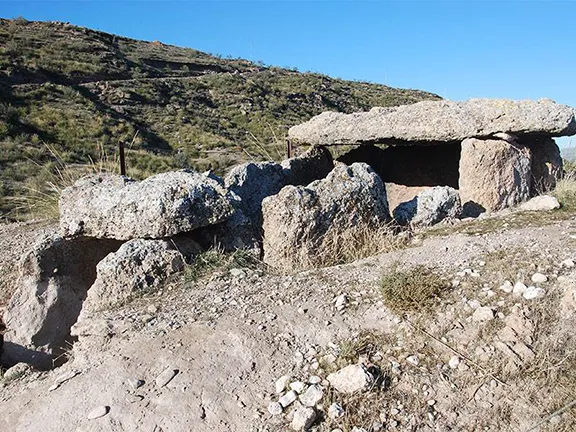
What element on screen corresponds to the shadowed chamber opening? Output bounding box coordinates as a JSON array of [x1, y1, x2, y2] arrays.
[[337, 143, 461, 211]]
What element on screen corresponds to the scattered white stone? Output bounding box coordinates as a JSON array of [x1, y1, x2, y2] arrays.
[[275, 375, 291, 394], [406, 355, 420, 366], [87, 405, 109, 420], [448, 356, 460, 369], [300, 384, 323, 407], [513, 282, 527, 295], [523, 286, 546, 300], [467, 299, 481, 309], [3, 363, 30, 381], [531, 273, 548, 283], [351, 428, 368, 432], [291, 406, 317, 430], [229, 268, 246, 278], [472, 306, 495, 322], [127, 378, 145, 390], [125, 394, 144, 403], [267, 401, 283, 416], [327, 364, 374, 394], [561, 259, 575, 268], [334, 294, 348, 311], [155, 368, 178, 388], [308, 375, 322, 385], [519, 195, 560, 211], [279, 390, 298, 408], [328, 402, 345, 419], [427, 399, 436, 406], [499, 281, 513, 293], [290, 381, 306, 394]]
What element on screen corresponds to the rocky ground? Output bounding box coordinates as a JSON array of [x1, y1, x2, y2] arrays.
[[1, 210, 575, 432]]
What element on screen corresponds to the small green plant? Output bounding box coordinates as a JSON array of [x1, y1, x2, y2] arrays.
[[380, 264, 448, 314], [183, 248, 262, 282]]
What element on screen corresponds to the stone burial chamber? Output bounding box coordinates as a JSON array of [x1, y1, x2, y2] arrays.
[[289, 98, 575, 217]]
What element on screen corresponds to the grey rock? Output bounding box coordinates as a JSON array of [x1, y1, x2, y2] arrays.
[[2, 234, 121, 369], [291, 406, 317, 430], [2, 362, 31, 381], [327, 364, 375, 394], [279, 390, 298, 408], [472, 307, 495, 322], [77, 239, 185, 319], [523, 137, 563, 193], [289, 99, 576, 146], [267, 401, 283, 415], [225, 146, 334, 228], [155, 368, 178, 388], [393, 186, 461, 226], [87, 405, 109, 420], [262, 163, 390, 270], [127, 378, 145, 390], [328, 402, 345, 419], [459, 138, 531, 213], [519, 195, 560, 211], [523, 286, 546, 300], [299, 384, 323, 407], [275, 374, 291, 394], [60, 170, 234, 240], [126, 394, 144, 403]]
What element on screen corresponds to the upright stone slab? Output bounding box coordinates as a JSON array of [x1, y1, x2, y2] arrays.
[[459, 138, 532, 214], [262, 163, 390, 270], [523, 137, 563, 193], [2, 234, 122, 369]]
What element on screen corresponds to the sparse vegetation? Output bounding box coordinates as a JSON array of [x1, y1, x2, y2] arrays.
[[183, 247, 263, 282], [0, 18, 439, 218], [380, 264, 448, 314]]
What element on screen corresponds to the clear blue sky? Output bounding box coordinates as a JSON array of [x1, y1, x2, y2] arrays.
[[2, 0, 576, 146]]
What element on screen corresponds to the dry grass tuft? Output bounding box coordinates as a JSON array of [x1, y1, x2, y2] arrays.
[[553, 171, 576, 211], [183, 247, 263, 282], [380, 264, 448, 314], [282, 224, 407, 272]]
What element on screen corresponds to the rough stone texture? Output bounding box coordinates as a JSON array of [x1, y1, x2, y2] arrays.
[[519, 195, 561, 211], [60, 170, 234, 240], [78, 239, 185, 318], [289, 99, 576, 146], [225, 146, 334, 229], [459, 138, 532, 214], [393, 186, 461, 226], [385, 184, 429, 215], [291, 406, 317, 431], [523, 137, 563, 193], [327, 364, 375, 394], [191, 190, 260, 253], [2, 234, 122, 369], [262, 163, 390, 270]]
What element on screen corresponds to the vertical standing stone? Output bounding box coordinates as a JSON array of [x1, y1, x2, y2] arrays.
[[522, 137, 563, 193], [459, 138, 531, 214]]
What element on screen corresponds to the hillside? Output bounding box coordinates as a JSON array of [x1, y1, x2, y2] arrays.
[[0, 18, 440, 217]]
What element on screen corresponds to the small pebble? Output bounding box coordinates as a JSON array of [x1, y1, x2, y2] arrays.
[[267, 401, 282, 415], [155, 368, 178, 388], [531, 273, 548, 283], [87, 405, 109, 420]]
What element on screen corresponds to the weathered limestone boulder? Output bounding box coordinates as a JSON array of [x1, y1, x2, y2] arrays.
[[519, 195, 561, 212], [77, 239, 186, 319], [459, 138, 532, 214], [262, 163, 390, 270], [393, 186, 461, 226], [60, 170, 234, 240], [289, 99, 576, 146], [523, 137, 563, 193], [2, 234, 122, 369], [225, 146, 333, 229]]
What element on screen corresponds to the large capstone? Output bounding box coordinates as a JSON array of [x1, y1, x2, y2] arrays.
[[459, 138, 532, 214], [60, 170, 234, 240], [289, 99, 576, 146], [261, 163, 390, 270], [2, 234, 122, 369]]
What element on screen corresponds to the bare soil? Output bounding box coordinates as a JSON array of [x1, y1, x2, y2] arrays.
[[1, 216, 575, 431]]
